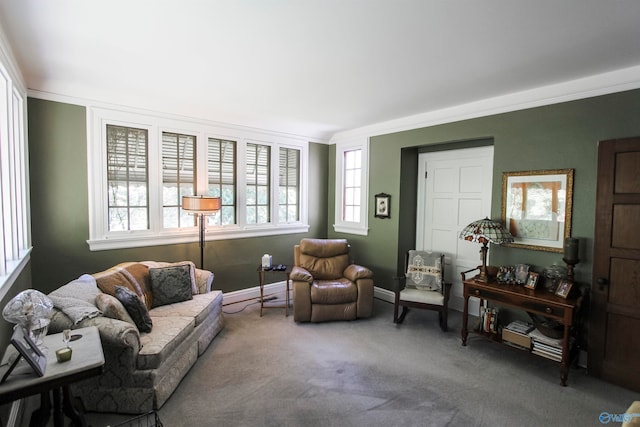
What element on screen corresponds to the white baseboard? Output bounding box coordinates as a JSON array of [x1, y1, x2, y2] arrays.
[[223, 281, 289, 305]]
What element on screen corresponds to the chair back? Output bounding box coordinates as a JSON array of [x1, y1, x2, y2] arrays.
[[405, 251, 444, 292], [296, 238, 350, 280]]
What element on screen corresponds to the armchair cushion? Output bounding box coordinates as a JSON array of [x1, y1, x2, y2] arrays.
[[399, 288, 445, 306], [311, 279, 358, 304], [298, 238, 350, 280], [405, 250, 443, 292]]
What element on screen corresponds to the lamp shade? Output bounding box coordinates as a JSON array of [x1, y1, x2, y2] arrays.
[[459, 217, 514, 245], [182, 196, 221, 213]]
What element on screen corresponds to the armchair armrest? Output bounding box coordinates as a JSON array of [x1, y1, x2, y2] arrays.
[[344, 264, 373, 282], [78, 316, 141, 350], [290, 266, 313, 283]]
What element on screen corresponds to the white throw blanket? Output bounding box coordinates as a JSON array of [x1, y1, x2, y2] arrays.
[[49, 274, 102, 324]]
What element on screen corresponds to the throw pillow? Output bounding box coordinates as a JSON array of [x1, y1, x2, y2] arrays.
[[94, 263, 152, 309], [148, 265, 194, 308], [95, 293, 136, 327], [405, 251, 443, 292], [113, 286, 152, 333]]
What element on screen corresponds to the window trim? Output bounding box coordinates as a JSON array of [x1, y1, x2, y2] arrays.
[[333, 136, 369, 235], [87, 106, 309, 251]]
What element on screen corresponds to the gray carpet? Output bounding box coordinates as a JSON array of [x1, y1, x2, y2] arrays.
[[83, 297, 636, 427]]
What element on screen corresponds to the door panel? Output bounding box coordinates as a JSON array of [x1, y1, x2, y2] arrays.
[[590, 137, 640, 392]]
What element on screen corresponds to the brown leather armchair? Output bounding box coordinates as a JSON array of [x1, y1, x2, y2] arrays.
[[291, 238, 374, 322]]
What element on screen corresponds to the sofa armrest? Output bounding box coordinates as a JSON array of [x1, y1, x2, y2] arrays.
[[344, 264, 373, 282], [290, 266, 313, 283], [194, 268, 214, 294], [78, 316, 141, 350]]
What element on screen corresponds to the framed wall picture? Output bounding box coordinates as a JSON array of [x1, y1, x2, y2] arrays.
[[555, 279, 573, 299], [374, 193, 391, 219], [525, 272, 539, 289], [502, 169, 574, 253]]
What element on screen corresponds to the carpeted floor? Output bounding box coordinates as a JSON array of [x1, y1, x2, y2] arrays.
[[82, 297, 636, 427]]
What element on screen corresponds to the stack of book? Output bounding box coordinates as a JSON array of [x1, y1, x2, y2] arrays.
[[502, 320, 534, 350], [530, 328, 563, 362]]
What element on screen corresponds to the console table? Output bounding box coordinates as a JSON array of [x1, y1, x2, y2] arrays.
[[0, 326, 104, 427], [461, 275, 582, 386]]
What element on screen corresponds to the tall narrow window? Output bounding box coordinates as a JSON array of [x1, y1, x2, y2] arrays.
[[343, 149, 362, 222], [162, 132, 196, 228], [279, 147, 300, 223], [106, 125, 149, 231], [208, 138, 236, 225], [246, 143, 270, 224]]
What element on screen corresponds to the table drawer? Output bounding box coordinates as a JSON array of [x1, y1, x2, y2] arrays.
[[468, 287, 564, 319]]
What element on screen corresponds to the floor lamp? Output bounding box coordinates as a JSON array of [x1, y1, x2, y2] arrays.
[[182, 196, 221, 270], [459, 217, 514, 282]]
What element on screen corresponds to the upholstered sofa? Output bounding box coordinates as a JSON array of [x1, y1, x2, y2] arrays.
[[47, 261, 224, 414], [291, 238, 374, 322]]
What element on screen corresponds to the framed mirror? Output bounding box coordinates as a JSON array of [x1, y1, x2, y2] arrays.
[[501, 169, 574, 252]]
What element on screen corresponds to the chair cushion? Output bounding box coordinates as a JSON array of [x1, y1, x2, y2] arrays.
[[406, 251, 443, 291], [399, 288, 445, 306], [310, 279, 357, 304], [299, 238, 350, 280]]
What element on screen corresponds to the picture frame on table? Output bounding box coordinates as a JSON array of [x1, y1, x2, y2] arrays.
[[525, 272, 539, 289], [2, 326, 47, 382], [514, 264, 530, 285], [374, 193, 391, 219], [555, 279, 573, 299]]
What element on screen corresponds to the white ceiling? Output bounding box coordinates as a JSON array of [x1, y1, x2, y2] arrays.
[[1, 1, 640, 141]]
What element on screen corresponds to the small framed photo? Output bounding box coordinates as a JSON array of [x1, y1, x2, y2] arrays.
[[374, 193, 391, 219], [10, 326, 46, 377], [524, 272, 539, 289], [514, 264, 530, 285], [555, 279, 573, 299]]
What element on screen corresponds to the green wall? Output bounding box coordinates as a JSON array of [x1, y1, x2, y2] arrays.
[[329, 89, 640, 291], [27, 98, 329, 294]]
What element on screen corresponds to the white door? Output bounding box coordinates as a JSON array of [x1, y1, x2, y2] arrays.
[[416, 146, 494, 312]]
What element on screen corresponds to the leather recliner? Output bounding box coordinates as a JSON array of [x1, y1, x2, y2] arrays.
[[291, 238, 374, 322]]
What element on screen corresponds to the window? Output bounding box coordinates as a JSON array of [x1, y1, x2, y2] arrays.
[[162, 132, 196, 228], [106, 125, 149, 231], [0, 55, 30, 292], [334, 137, 369, 235], [279, 147, 300, 223], [246, 143, 270, 224], [207, 138, 236, 226], [88, 107, 309, 250]]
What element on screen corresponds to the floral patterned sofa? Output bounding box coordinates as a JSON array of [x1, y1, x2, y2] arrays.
[[47, 261, 224, 414]]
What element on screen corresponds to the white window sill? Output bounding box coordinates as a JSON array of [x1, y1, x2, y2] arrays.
[[87, 223, 310, 251], [0, 249, 32, 301], [333, 223, 369, 236]]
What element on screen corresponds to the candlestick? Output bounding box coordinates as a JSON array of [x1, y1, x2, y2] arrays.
[[563, 238, 579, 264]]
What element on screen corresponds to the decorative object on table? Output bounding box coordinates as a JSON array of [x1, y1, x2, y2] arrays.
[[374, 193, 391, 218], [1, 325, 47, 383], [56, 329, 73, 362], [525, 272, 540, 289], [502, 169, 574, 252], [496, 265, 515, 284], [542, 264, 567, 293], [514, 264, 530, 285], [459, 217, 514, 282], [182, 195, 221, 269], [261, 253, 272, 269], [2, 289, 53, 346], [555, 279, 573, 299], [562, 237, 580, 282]]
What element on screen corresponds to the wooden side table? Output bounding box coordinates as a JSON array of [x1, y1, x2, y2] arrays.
[[461, 277, 581, 386], [0, 326, 104, 427], [257, 265, 291, 317]]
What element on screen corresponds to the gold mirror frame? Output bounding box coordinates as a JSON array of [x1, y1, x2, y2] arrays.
[[501, 169, 574, 253]]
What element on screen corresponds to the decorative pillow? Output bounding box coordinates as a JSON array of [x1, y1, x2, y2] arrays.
[[95, 293, 136, 327], [113, 286, 152, 333], [405, 251, 443, 292], [94, 263, 152, 309], [148, 265, 194, 308], [141, 261, 199, 294]]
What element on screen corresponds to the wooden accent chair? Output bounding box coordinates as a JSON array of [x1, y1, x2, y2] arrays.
[[393, 251, 451, 331]]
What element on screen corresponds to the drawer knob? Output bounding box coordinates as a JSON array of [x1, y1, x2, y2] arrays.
[[545, 307, 552, 314]]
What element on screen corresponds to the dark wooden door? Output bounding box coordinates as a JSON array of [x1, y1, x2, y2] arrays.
[[589, 137, 640, 392]]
